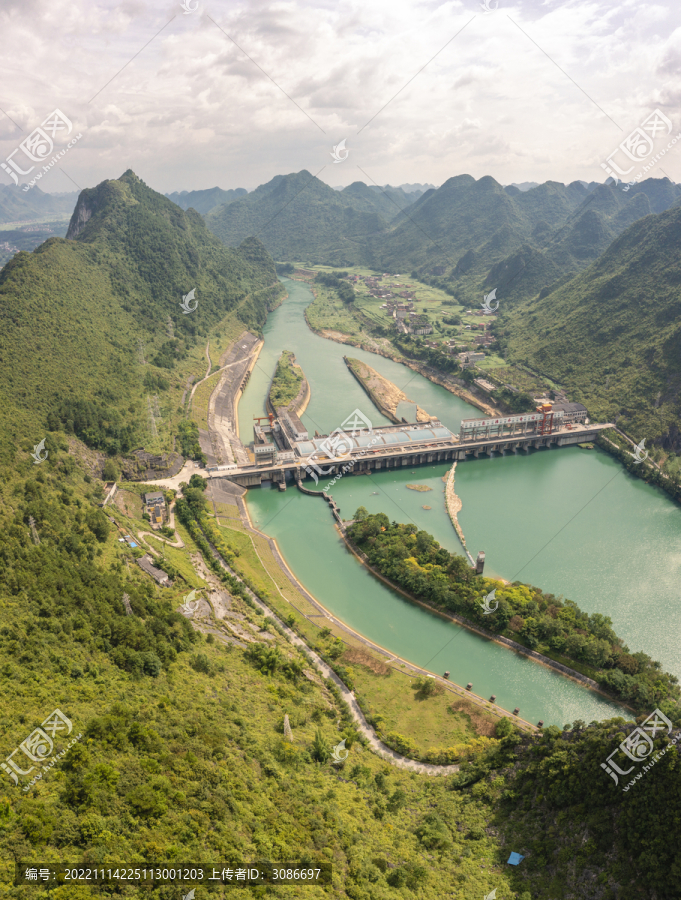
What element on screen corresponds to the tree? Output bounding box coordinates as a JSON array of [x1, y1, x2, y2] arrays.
[[189, 473, 207, 490], [311, 728, 329, 763], [413, 676, 443, 699], [102, 459, 119, 481], [86, 508, 110, 543]]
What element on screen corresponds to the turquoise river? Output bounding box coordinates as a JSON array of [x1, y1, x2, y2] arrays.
[[237, 278, 681, 727]]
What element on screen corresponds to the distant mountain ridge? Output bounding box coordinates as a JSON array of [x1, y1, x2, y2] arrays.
[[370, 174, 681, 308], [0, 183, 78, 224], [205, 170, 398, 264], [203, 170, 680, 308], [165, 186, 248, 215]]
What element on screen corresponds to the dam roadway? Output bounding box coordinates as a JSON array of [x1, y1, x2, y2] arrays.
[[223, 419, 613, 488]]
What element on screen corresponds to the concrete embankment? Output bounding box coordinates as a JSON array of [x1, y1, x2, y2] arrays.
[[343, 356, 432, 424], [204, 331, 263, 467], [233, 339, 264, 439], [445, 463, 475, 566]]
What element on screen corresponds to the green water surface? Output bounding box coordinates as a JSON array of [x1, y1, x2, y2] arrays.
[[240, 278, 681, 725]]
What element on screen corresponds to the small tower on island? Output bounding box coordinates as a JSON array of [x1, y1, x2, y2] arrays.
[[475, 551, 485, 575]]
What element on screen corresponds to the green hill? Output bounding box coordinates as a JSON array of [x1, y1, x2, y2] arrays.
[[165, 186, 248, 215], [493, 715, 681, 900], [0, 170, 279, 462], [205, 170, 387, 265], [375, 176, 681, 309], [497, 203, 681, 446], [340, 181, 417, 220], [481, 179, 681, 303], [0, 184, 77, 225], [203, 170, 681, 314], [370, 175, 586, 273]]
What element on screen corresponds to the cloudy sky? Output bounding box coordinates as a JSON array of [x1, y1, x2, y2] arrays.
[[1, 0, 680, 195]]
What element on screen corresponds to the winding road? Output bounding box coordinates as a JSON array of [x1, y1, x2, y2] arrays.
[[197, 518, 460, 775]]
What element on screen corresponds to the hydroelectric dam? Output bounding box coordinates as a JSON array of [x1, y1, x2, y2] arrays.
[[213, 403, 613, 490]]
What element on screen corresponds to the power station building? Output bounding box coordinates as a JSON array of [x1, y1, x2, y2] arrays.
[[549, 402, 588, 424]]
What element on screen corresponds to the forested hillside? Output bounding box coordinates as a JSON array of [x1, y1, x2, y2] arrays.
[[497, 203, 681, 448], [373, 175, 681, 308], [0, 184, 77, 225], [205, 171, 390, 265], [204, 170, 680, 315], [339, 182, 417, 220], [0, 170, 279, 462], [0, 451, 524, 900]]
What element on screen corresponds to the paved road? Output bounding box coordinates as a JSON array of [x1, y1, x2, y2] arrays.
[[188, 341, 213, 405], [199, 521, 459, 775]]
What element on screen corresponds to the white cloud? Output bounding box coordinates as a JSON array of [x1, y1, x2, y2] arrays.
[[0, 0, 678, 194]]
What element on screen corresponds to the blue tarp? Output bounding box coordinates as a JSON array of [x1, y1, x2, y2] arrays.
[[507, 852, 525, 866]]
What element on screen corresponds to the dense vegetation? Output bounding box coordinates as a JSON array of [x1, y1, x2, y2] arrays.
[[596, 429, 681, 504], [314, 270, 356, 304], [498, 203, 681, 449], [0, 170, 280, 464], [0, 440, 198, 688], [2, 449, 528, 900], [268, 350, 305, 411], [205, 172, 414, 266], [176, 419, 205, 463], [347, 511, 681, 719], [411, 177, 681, 309], [48, 398, 139, 456], [493, 718, 681, 899]]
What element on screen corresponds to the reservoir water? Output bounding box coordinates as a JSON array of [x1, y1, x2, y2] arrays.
[[239, 278, 681, 725]]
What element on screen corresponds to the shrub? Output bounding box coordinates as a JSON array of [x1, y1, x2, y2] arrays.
[[385, 731, 418, 757], [190, 653, 212, 675], [413, 676, 444, 699], [311, 728, 329, 763]]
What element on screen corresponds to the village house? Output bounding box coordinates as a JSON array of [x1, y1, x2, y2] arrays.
[[458, 351, 486, 368], [474, 333, 495, 346], [136, 555, 171, 586], [143, 491, 165, 528]]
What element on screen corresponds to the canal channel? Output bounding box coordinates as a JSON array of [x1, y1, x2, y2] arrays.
[[237, 278, 681, 726]]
